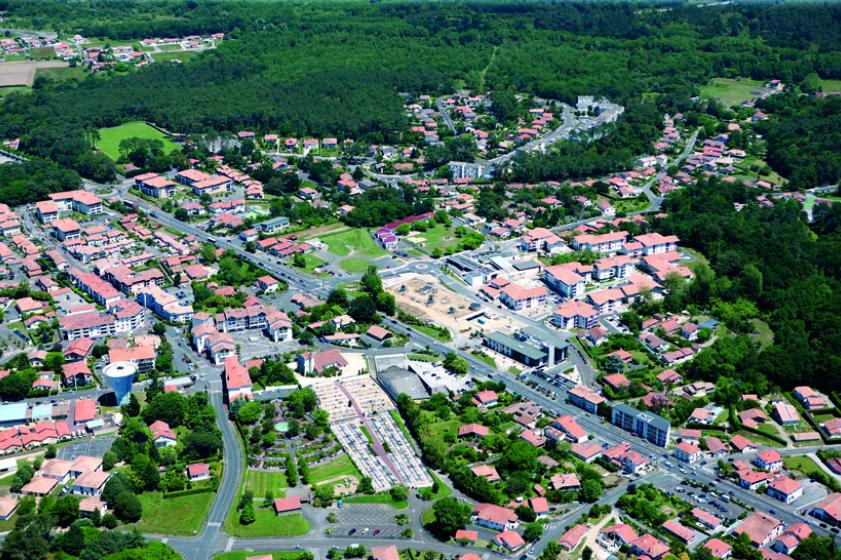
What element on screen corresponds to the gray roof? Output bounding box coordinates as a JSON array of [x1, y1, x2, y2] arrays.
[[513, 260, 540, 271], [613, 402, 670, 431], [485, 331, 546, 361], [378, 367, 430, 401]]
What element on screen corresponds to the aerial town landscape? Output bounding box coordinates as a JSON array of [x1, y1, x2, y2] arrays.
[[0, 2, 841, 560]]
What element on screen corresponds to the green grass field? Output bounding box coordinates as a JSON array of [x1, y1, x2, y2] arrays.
[[292, 253, 327, 274], [226, 508, 310, 538], [154, 50, 202, 63], [133, 490, 214, 535], [339, 257, 373, 273], [213, 552, 312, 560], [700, 77, 764, 107], [307, 455, 361, 485], [96, 121, 179, 160], [822, 79, 841, 94], [783, 455, 823, 479], [413, 223, 457, 252], [245, 469, 288, 496], [342, 492, 408, 509], [322, 228, 386, 258]]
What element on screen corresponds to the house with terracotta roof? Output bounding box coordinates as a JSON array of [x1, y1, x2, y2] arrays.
[[771, 524, 812, 555], [550, 472, 581, 491], [273, 495, 302, 514], [472, 503, 518, 531], [187, 463, 210, 481], [663, 518, 695, 543], [296, 348, 348, 375], [472, 390, 498, 407], [631, 533, 669, 559], [730, 434, 757, 453], [767, 476, 803, 504], [599, 523, 638, 551], [692, 508, 723, 532], [735, 511, 784, 547], [558, 523, 588, 552], [772, 402, 800, 426], [471, 464, 501, 482], [551, 415, 588, 443], [21, 476, 58, 496], [149, 420, 177, 447], [458, 423, 489, 438], [224, 356, 252, 401], [704, 538, 732, 558], [674, 441, 701, 464], [494, 529, 525, 552], [0, 496, 18, 521], [754, 449, 783, 471], [812, 493, 841, 526], [454, 529, 478, 543], [72, 470, 111, 496], [567, 385, 605, 413]]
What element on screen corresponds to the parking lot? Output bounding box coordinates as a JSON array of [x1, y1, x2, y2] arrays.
[[57, 435, 115, 461], [331, 503, 401, 540]]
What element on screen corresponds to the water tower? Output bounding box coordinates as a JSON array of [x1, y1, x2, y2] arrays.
[[102, 361, 138, 406]]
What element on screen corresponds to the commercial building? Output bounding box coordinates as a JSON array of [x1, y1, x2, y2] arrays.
[[483, 331, 567, 368]]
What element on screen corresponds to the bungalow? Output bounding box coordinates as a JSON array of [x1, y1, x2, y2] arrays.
[[455, 530, 478, 544], [570, 442, 603, 463], [296, 348, 348, 375], [599, 523, 638, 551], [551, 415, 588, 443], [692, 508, 724, 532], [273, 496, 302, 515], [186, 463, 210, 481], [704, 538, 732, 559], [458, 424, 489, 438], [0, 497, 18, 521], [472, 390, 498, 407], [494, 529, 525, 552], [663, 519, 694, 543], [550, 473, 581, 491], [793, 386, 828, 411], [558, 524, 588, 553], [603, 373, 631, 392], [471, 464, 501, 483]]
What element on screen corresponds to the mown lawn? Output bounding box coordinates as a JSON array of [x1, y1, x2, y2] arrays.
[[96, 121, 179, 160], [700, 77, 763, 107], [35, 65, 87, 82], [343, 492, 408, 509], [783, 455, 823, 479], [339, 257, 372, 273], [322, 228, 386, 258], [307, 455, 361, 485], [133, 490, 214, 535], [822, 79, 841, 94], [413, 223, 457, 252], [292, 253, 326, 274], [226, 508, 310, 538]]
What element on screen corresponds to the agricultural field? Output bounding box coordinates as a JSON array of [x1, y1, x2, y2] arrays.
[[700, 77, 764, 107], [95, 120, 180, 160], [821, 79, 841, 94], [245, 468, 288, 496], [35, 64, 87, 82], [0, 60, 68, 87]]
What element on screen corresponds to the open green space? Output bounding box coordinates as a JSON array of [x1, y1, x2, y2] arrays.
[[0, 86, 29, 98], [96, 121, 179, 160], [293, 253, 327, 274], [307, 454, 361, 485], [784, 455, 823, 478], [245, 468, 288, 496], [154, 50, 203, 63], [613, 196, 649, 214], [132, 490, 214, 535], [734, 430, 783, 448], [339, 257, 372, 273], [227, 508, 310, 538], [35, 65, 87, 82], [343, 492, 408, 509], [322, 228, 386, 258], [213, 552, 312, 560], [700, 77, 763, 107], [821, 79, 841, 94], [412, 223, 457, 252]]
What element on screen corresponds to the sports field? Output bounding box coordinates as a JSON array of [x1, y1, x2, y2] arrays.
[[700, 77, 763, 107], [96, 121, 179, 160]]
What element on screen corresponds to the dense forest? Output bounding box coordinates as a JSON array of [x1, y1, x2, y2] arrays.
[[3, 1, 841, 186], [655, 179, 841, 394], [755, 92, 841, 189]]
